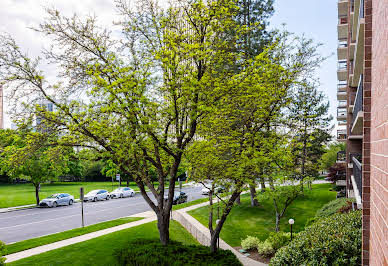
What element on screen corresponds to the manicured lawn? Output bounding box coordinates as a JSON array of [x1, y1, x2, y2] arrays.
[[5, 217, 143, 255], [188, 183, 336, 247], [8, 221, 199, 266], [0, 181, 177, 208], [173, 197, 209, 210]]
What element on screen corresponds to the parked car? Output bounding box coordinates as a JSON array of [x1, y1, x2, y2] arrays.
[[39, 193, 74, 207], [172, 192, 188, 205], [201, 186, 226, 195], [110, 187, 135, 198], [83, 189, 110, 202]]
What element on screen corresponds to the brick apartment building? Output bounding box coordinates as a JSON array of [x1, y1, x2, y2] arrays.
[[336, 0, 388, 265]]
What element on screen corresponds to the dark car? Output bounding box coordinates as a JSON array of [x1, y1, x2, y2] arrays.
[[173, 192, 188, 205]]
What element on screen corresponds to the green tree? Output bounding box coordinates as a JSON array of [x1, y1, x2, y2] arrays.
[[0, 131, 69, 205], [319, 142, 346, 171], [288, 83, 332, 190], [0, 0, 247, 245]]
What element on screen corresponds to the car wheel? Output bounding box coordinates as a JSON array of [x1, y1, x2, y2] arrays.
[[106, 195, 109, 200], [52, 202, 58, 208], [69, 199, 73, 205], [94, 197, 97, 202], [131, 192, 134, 197], [120, 194, 123, 198]]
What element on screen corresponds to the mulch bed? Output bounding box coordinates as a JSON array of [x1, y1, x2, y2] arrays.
[[234, 246, 271, 264]]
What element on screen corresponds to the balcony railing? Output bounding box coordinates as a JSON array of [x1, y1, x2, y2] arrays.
[[337, 151, 346, 161], [338, 100, 347, 108], [338, 39, 348, 48], [337, 130, 347, 140], [352, 75, 363, 125], [352, 156, 362, 197], [337, 107, 347, 117], [338, 60, 347, 71], [338, 16, 348, 25], [338, 82, 347, 91], [359, 0, 364, 18], [350, 152, 362, 163]]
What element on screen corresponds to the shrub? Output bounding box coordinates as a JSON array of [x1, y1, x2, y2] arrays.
[[0, 240, 5, 266], [241, 236, 260, 250], [266, 232, 290, 251], [316, 197, 355, 218], [114, 239, 242, 266], [270, 211, 362, 266], [257, 241, 275, 257]]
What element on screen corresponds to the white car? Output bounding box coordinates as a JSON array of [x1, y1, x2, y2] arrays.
[[110, 187, 135, 198], [83, 189, 110, 202]]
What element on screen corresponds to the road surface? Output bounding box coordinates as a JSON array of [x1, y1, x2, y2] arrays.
[[0, 186, 205, 244]]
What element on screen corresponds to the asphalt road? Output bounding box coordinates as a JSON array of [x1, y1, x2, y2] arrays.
[[0, 186, 206, 244]]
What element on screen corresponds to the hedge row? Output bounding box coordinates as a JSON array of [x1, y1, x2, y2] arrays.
[[114, 239, 242, 266], [270, 211, 362, 266]]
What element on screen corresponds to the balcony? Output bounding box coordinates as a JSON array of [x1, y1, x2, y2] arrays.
[[337, 60, 347, 81], [337, 107, 347, 121], [350, 0, 365, 87], [338, 100, 347, 108], [337, 39, 348, 60], [337, 130, 347, 142], [351, 75, 363, 136], [338, 82, 347, 92], [351, 156, 362, 207], [338, 120, 347, 126], [338, 16, 348, 40], [338, 0, 348, 17]]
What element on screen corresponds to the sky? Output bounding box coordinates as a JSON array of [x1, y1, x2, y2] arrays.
[[0, 0, 339, 131]]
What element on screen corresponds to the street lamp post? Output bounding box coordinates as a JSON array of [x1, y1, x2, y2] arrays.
[[289, 218, 294, 241]]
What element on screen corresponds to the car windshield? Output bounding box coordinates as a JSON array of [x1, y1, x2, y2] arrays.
[[47, 194, 60, 199]]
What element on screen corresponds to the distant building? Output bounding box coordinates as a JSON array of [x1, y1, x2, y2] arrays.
[[35, 101, 54, 133]]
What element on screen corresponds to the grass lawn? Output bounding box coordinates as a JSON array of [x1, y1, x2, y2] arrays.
[[173, 197, 209, 210], [188, 183, 336, 247], [5, 217, 143, 255], [0, 181, 178, 208], [8, 220, 199, 266]]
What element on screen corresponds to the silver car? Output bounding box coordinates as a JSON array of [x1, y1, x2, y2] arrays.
[[83, 189, 110, 202], [110, 187, 135, 198], [39, 193, 74, 208]]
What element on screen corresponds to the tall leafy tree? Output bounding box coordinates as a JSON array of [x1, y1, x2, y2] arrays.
[[0, 0, 246, 245]]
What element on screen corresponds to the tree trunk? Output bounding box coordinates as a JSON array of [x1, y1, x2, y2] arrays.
[[157, 212, 170, 245], [210, 232, 219, 253], [126, 179, 129, 187], [249, 185, 259, 207], [35, 184, 40, 206], [235, 194, 241, 205], [260, 177, 266, 192], [275, 213, 280, 232]]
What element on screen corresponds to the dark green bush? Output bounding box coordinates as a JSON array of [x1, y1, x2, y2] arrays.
[[0, 240, 5, 266], [114, 239, 242, 266], [266, 232, 290, 251], [315, 197, 355, 218], [270, 211, 361, 266]]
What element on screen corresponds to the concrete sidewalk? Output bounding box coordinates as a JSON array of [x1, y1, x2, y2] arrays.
[[4, 213, 156, 263], [174, 203, 267, 266]]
